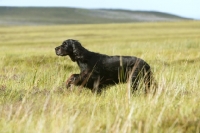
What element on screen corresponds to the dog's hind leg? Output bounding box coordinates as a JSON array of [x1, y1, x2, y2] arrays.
[[130, 68, 141, 93], [144, 68, 157, 95], [144, 70, 151, 94]]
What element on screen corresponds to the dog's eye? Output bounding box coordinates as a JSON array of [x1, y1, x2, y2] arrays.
[[63, 42, 66, 45]]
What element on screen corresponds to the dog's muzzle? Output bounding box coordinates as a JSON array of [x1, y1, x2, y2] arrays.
[[55, 47, 62, 56]]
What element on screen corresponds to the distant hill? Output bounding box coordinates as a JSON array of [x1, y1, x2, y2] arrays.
[[0, 7, 190, 26]]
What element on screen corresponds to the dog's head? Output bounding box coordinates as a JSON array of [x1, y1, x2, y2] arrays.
[[55, 39, 78, 56], [55, 39, 84, 61]]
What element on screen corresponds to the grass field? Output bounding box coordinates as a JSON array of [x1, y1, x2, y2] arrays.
[[0, 21, 200, 133]]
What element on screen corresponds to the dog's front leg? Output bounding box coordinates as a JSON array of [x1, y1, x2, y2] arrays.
[[92, 76, 102, 94], [66, 74, 80, 88], [66, 71, 91, 88]]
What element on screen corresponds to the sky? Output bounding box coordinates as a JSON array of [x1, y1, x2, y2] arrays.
[[0, 0, 199, 19]]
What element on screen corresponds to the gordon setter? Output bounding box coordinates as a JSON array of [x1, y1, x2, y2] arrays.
[[55, 39, 154, 94]]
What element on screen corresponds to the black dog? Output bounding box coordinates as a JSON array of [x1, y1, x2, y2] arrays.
[[55, 39, 154, 94]]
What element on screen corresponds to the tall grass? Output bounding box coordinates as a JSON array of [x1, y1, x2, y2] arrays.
[[0, 21, 200, 133]]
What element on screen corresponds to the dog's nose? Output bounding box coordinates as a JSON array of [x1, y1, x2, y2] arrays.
[[55, 47, 59, 51]]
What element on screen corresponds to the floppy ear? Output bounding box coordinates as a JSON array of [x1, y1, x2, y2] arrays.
[[71, 40, 84, 60]]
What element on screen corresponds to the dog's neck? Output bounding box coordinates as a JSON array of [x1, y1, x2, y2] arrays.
[[69, 48, 92, 62], [77, 60, 88, 70], [69, 54, 76, 62]]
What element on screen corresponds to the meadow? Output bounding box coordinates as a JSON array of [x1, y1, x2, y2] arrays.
[[0, 21, 200, 133]]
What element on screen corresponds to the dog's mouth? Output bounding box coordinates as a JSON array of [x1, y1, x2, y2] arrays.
[[55, 47, 68, 56], [56, 51, 68, 56], [55, 49, 62, 56]]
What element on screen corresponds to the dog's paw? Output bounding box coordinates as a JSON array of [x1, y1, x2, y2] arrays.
[[66, 74, 77, 88]]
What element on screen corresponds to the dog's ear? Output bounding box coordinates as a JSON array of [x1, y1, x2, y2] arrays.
[[71, 40, 84, 61]]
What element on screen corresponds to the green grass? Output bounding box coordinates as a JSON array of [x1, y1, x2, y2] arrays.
[[0, 21, 200, 133]]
